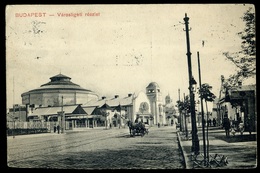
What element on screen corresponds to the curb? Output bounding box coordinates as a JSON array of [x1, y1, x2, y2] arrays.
[[177, 131, 191, 169]]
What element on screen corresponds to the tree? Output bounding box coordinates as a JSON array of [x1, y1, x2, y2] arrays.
[[223, 7, 256, 86], [198, 83, 216, 164], [100, 110, 110, 129], [176, 95, 190, 138]]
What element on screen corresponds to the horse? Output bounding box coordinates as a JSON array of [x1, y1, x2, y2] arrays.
[[127, 121, 148, 137]]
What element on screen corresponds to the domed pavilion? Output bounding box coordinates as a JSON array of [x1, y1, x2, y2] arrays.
[[21, 74, 99, 108]]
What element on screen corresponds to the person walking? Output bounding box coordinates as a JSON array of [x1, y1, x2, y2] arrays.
[[209, 118, 212, 127], [223, 117, 231, 137], [54, 124, 57, 133], [57, 124, 60, 134], [213, 118, 216, 127], [246, 116, 253, 135]]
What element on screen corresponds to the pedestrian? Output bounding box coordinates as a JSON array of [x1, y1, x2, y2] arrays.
[[57, 124, 60, 134], [213, 118, 216, 127], [238, 121, 244, 135], [209, 118, 212, 126], [158, 123, 160, 128], [246, 116, 253, 135], [54, 124, 57, 133], [223, 117, 230, 137]]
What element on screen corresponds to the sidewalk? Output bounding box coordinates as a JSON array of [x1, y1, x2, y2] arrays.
[[177, 126, 257, 169]]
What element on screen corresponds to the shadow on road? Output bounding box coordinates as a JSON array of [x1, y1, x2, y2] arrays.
[[215, 134, 256, 143]]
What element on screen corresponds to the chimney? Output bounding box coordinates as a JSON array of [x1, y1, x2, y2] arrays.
[[115, 95, 119, 98], [128, 93, 132, 97], [101, 96, 106, 100]]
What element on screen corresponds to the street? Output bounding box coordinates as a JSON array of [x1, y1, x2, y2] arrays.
[[7, 126, 184, 169]]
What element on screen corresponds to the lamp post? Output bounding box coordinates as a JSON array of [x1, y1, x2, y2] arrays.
[[183, 13, 200, 155]]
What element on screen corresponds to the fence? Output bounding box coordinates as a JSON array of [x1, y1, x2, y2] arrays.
[[6, 121, 56, 136]]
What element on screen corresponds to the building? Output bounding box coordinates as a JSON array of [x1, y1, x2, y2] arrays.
[[82, 91, 153, 128], [163, 94, 177, 126], [216, 80, 256, 132], [146, 82, 165, 125], [82, 94, 133, 128], [12, 79, 167, 130], [21, 74, 99, 109], [7, 104, 27, 122]]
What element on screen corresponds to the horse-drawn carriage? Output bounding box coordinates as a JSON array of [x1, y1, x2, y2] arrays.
[[128, 121, 149, 137]]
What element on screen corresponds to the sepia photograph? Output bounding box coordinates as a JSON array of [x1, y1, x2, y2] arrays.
[[6, 4, 256, 169]]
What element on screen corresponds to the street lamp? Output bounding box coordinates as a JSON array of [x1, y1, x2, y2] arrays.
[[190, 77, 197, 92], [183, 13, 200, 155], [188, 77, 200, 155]]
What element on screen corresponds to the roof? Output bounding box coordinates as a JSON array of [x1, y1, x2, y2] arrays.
[[114, 104, 123, 111], [230, 84, 256, 92], [27, 84, 93, 92], [165, 94, 171, 99], [82, 107, 96, 115], [99, 103, 111, 109], [146, 82, 160, 88], [83, 95, 133, 107], [218, 84, 256, 103], [50, 74, 71, 80], [21, 74, 96, 95], [29, 105, 86, 116]]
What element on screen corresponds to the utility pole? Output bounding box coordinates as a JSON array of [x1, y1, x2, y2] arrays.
[[184, 93, 188, 139], [197, 51, 207, 164], [13, 76, 15, 138], [58, 96, 65, 134], [61, 96, 65, 133], [178, 88, 182, 131], [183, 13, 200, 155]]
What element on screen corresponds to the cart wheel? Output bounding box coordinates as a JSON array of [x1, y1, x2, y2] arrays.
[[132, 129, 136, 137]]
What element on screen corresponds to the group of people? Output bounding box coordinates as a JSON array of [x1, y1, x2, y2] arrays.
[[53, 124, 60, 134], [222, 115, 253, 137], [207, 118, 217, 127]]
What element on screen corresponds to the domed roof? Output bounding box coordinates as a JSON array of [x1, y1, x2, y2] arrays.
[[165, 94, 171, 99], [22, 74, 94, 95], [146, 82, 160, 88]]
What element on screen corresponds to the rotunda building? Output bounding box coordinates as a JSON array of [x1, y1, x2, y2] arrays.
[[21, 74, 99, 107]]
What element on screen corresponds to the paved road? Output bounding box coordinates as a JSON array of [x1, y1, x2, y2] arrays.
[[7, 126, 184, 169]]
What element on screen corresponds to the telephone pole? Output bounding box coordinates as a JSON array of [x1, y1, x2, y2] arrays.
[[183, 13, 200, 155], [61, 96, 65, 133], [178, 88, 182, 131], [184, 93, 188, 139], [197, 51, 206, 163]]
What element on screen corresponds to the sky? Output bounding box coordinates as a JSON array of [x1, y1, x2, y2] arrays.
[[6, 4, 256, 110]]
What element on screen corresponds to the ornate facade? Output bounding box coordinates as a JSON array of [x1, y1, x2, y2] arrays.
[[146, 82, 165, 125]]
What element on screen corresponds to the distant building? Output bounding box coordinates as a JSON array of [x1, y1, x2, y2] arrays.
[[21, 74, 99, 109], [83, 92, 153, 128], [146, 82, 165, 125], [10, 79, 167, 129], [163, 94, 177, 125], [7, 104, 27, 122]]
